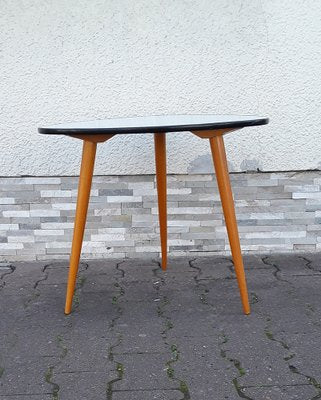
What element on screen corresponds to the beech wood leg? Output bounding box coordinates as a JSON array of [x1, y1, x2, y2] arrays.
[[65, 140, 97, 314], [154, 132, 167, 270], [209, 135, 250, 314]]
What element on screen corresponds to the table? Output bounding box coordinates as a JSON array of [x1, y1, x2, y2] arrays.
[[39, 114, 269, 315]]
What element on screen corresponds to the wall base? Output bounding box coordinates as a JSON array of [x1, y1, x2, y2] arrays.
[[0, 171, 320, 262]]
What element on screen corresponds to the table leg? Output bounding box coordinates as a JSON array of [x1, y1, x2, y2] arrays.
[[65, 140, 97, 314], [209, 135, 250, 315], [154, 133, 167, 270]]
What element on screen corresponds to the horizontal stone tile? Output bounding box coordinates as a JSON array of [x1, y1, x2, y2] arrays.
[[91, 233, 125, 241], [132, 214, 157, 222], [240, 244, 294, 251], [2, 210, 30, 217], [128, 181, 154, 189], [167, 237, 195, 245], [35, 235, 71, 242], [99, 189, 133, 196], [234, 199, 270, 207], [121, 202, 143, 208], [8, 236, 35, 243], [249, 212, 285, 219], [27, 177, 62, 184], [168, 213, 221, 221], [181, 232, 216, 240], [133, 188, 157, 196], [46, 248, 71, 254], [168, 220, 200, 227], [121, 208, 150, 215], [294, 244, 316, 251], [0, 177, 30, 184], [119, 175, 154, 182], [287, 237, 316, 244], [40, 190, 72, 197], [178, 174, 212, 181], [29, 209, 60, 217], [41, 222, 74, 229], [284, 184, 319, 192], [94, 208, 121, 216], [156, 226, 189, 233], [45, 241, 72, 249], [0, 223, 19, 230], [245, 231, 306, 239], [51, 203, 76, 210], [152, 207, 213, 215], [200, 220, 223, 227], [191, 187, 220, 194], [307, 224, 321, 232], [247, 179, 279, 186], [185, 181, 209, 188], [92, 175, 121, 183], [34, 229, 65, 236], [135, 245, 161, 252], [0, 183, 34, 190], [0, 197, 15, 205], [0, 243, 23, 249], [107, 196, 142, 203], [293, 192, 321, 199], [178, 200, 215, 207], [97, 227, 126, 233], [237, 192, 292, 200], [143, 201, 178, 209], [36, 254, 69, 260]]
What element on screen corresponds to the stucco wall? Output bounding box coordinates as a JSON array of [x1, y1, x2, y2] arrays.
[[1, 0, 321, 177]]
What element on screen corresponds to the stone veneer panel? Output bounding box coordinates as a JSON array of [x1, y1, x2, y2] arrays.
[[0, 171, 320, 261]]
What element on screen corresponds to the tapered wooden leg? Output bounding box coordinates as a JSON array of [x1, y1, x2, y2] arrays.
[[209, 135, 250, 315], [154, 133, 167, 270], [64, 140, 97, 314]]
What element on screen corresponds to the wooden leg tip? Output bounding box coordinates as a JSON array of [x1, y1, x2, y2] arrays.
[[64, 302, 72, 315], [243, 305, 251, 315], [161, 260, 167, 271]]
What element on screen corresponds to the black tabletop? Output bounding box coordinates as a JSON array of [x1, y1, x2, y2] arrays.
[[38, 114, 269, 135]]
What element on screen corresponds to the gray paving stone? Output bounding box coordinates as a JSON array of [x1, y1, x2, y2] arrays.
[[112, 353, 178, 391], [242, 384, 317, 400], [1, 254, 321, 399], [282, 332, 321, 383], [0, 357, 55, 396], [170, 338, 237, 399], [0, 396, 53, 400], [54, 336, 115, 373], [112, 389, 183, 400], [55, 371, 114, 399]]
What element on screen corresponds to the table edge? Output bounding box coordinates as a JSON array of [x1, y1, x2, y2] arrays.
[[38, 117, 269, 135]]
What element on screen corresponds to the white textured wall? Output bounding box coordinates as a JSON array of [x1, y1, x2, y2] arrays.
[[0, 0, 321, 176]]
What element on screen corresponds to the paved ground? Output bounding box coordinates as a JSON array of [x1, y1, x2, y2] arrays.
[[1, 254, 321, 400]]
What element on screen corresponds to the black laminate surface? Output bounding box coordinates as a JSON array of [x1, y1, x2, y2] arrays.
[[39, 114, 269, 135]]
